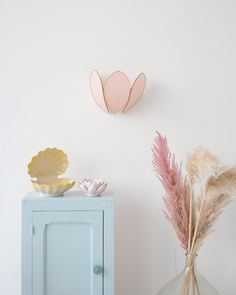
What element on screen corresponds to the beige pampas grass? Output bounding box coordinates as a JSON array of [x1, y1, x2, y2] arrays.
[[195, 193, 232, 251], [186, 147, 220, 183], [182, 191, 232, 294], [193, 166, 236, 251], [185, 148, 223, 256], [206, 166, 236, 196], [182, 149, 236, 295]]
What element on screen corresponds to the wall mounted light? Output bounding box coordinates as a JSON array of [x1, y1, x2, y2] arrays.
[[90, 70, 146, 113]]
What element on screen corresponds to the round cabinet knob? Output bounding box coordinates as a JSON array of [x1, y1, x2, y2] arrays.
[[93, 265, 103, 275]]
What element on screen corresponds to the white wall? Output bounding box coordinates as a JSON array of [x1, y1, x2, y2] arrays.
[[1, 0, 236, 294]]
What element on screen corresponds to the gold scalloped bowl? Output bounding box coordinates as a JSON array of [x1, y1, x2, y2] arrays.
[[32, 178, 75, 197], [28, 148, 75, 197]]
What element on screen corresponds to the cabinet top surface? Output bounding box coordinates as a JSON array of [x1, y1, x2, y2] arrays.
[[23, 191, 114, 202]]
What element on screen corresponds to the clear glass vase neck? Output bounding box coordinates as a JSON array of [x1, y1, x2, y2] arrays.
[[156, 253, 220, 295], [184, 252, 200, 279]]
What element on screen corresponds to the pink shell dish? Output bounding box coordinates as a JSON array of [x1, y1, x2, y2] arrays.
[[90, 70, 146, 113]]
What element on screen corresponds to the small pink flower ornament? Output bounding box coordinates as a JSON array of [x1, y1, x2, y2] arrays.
[[79, 179, 107, 196], [90, 70, 146, 113]]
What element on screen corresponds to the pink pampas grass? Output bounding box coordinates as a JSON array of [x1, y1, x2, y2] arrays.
[[152, 132, 190, 250]]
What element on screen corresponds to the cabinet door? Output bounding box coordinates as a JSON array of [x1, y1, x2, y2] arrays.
[[32, 211, 103, 295]]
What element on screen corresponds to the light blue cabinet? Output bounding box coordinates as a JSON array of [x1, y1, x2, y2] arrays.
[[22, 192, 114, 295]]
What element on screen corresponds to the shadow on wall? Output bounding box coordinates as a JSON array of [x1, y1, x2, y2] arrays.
[[115, 185, 174, 294]]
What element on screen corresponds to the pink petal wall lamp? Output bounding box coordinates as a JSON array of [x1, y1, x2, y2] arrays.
[[90, 70, 146, 113]]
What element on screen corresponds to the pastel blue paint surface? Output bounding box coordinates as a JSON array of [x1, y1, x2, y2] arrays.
[[22, 191, 114, 295]]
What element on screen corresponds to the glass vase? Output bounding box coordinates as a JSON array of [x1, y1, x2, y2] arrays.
[[157, 254, 220, 295]]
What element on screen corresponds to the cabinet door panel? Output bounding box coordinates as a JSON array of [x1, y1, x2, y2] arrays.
[[32, 211, 103, 295]]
